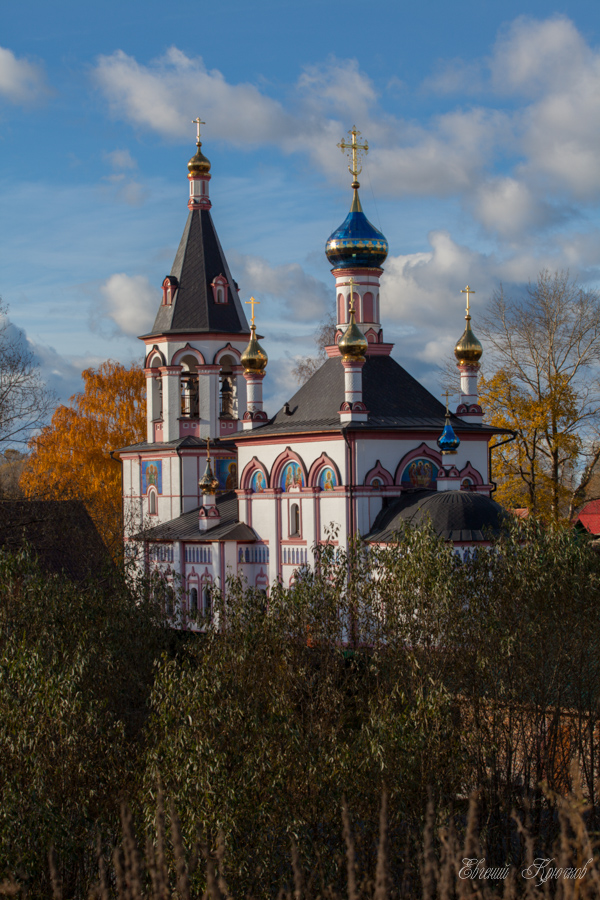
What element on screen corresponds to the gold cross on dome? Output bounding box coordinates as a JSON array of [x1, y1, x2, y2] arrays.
[[192, 117, 205, 143], [337, 126, 368, 180], [205, 436, 211, 462], [245, 296, 260, 326], [461, 284, 475, 315], [442, 389, 453, 415], [347, 277, 357, 315]]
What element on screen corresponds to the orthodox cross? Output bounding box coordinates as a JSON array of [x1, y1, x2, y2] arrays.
[[204, 436, 211, 462], [461, 284, 475, 316], [192, 117, 205, 143], [347, 277, 357, 315], [442, 389, 453, 415], [337, 126, 368, 180], [245, 296, 260, 326]]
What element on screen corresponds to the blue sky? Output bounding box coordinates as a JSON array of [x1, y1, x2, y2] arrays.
[[3, 0, 600, 412]]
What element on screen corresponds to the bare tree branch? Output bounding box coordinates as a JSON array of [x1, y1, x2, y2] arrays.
[[0, 302, 55, 447]]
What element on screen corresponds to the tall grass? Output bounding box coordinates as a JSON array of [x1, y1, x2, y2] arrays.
[[2, 777, 597, 899]]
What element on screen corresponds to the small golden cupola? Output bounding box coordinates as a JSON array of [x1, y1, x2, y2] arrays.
[[188, 117, 211, 177], [199, 453, 219, 495], [338, 285, 368, 361], [454, 284, 483, 365], [241, 297, 268, 372]]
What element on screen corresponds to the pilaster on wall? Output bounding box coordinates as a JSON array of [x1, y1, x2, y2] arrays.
[[159, 366, 183, 441], [197, 366, 221, 439]]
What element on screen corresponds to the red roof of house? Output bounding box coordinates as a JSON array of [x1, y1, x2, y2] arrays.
[[576, 499, 600, 535]]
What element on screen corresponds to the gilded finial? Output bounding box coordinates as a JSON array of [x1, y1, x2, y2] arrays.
[[461, 285, 475, 317], [338, 277, 368, 361], [188, 116, 211, 176], [199, 439, 219, 494], [443, 390, 452, 416], [241, 297, 268, 372], [338, 126, 368, 189], [455, 284, 483, 365], [245, 296, 260, 327]]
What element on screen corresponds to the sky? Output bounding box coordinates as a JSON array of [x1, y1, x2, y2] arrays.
[[3, 0, 600, 415]]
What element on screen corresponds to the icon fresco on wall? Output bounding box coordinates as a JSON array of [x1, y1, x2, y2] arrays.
[[142, 460, 163, 494], [250, 469, 266, 493], [318, 467, 337, 491], [280, 461, 304, 491], [400, 458, 439, 489], [216, 457, 237, 490], [371, 477, 383, 489]]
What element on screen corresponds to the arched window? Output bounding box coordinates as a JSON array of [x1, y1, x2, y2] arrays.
[[180, 354, 199, 418], [190, 587, 198, 613], [219, 355, 237, 419], [148, 489, 157, 515], [362, 292, 374, 322], [337, 293, 345, 324], [217, 286, 224, 303], [203, 584, 212, 616], [290, 503, 300, 537]]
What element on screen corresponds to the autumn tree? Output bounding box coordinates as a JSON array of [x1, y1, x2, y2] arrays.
[[21, 360, 145, 557], [478, 271, 600, 521], [291, 310, 337, 384]]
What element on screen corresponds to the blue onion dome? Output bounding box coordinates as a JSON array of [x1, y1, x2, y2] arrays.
[[437, 412, 460, 455], [326, 188, 388, 269]]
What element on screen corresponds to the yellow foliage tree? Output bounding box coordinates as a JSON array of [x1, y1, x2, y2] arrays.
[[21, 361, 146, 558], [478, 271, 600, 522]]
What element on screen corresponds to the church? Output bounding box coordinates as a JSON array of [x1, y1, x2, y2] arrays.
[[117, 124, 509, 620]]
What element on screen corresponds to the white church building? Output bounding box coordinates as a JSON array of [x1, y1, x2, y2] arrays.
[[117, 126, 510, 620]]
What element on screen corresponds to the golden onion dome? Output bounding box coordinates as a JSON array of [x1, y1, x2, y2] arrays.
[[241, 325, 268, 372], [338, 307, 368, 360], [188, 141, 211, 177], [454, 315, 483, 365], [199, 457, 219, 494]]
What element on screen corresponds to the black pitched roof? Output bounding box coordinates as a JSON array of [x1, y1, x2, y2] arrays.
[[140, 491, 257, 543], [0, 500, 113, 582], [231, 355, 508, 439], [146, 209, 250, 336], [116, 436, 233, 454], [365, 489, 509, 543]]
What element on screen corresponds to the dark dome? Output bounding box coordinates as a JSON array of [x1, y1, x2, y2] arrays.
[[366, 490, 509, 543], [325, 190, 388, 269]]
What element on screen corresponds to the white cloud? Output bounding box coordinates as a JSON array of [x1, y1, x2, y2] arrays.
[[0, 46, 48, 104], [102, 149, 143, 206], [97, 273, 158, 337], [94, 47, 294, 145], [489, 16, 589, 97], [228, 252, 331, 323]]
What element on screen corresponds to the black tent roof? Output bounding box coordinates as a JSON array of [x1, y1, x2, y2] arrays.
[[145, 209, 250, 337]]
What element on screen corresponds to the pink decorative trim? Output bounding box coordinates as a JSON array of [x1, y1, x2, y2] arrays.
[[394, 442, 442, 485], [459, 461, 483, 485], [142, 331, 251, 344], [307, 453, 342, 488], [159, 365, 183, 376], [364, 328, 378, 343], [145, 345, 166, 368], [162, 276, 178, 306], [213, 343, 242, 364], [210, 274, 229, 304], [271, 447, 308, 490], [240, 455, 269, 490], [172, 343, 206, 366], [325, 342, 393, 358], [364, 460, 393, 486]]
